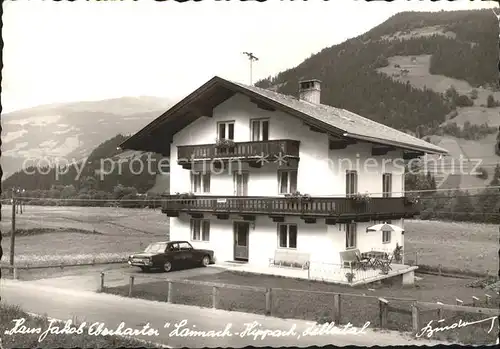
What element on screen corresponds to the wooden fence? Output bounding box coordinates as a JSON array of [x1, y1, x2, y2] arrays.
[[99, 273, 498, 334]]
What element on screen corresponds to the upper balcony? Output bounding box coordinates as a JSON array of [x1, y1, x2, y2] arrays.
[[177, 139, 300, 169], [161, 195, 421, 223]]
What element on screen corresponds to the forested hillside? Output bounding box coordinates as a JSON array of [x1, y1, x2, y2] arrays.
[[256, 9, 497, 133], [2, 134, 166, 194]]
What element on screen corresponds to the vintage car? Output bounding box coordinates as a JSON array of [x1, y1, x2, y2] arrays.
[[128, 240, 215, 272]]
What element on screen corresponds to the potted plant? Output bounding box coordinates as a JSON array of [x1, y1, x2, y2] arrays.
[[345, 272, 356, 283], [351, 192, 371, 207], [404, 194, 419, 206], [284, 191, 312, 202], [393, 243, 403, 263], [174, 192, 196, 205], [215, 138, 236, 150]]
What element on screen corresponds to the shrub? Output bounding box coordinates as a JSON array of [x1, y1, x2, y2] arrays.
[[456, 94, 474, 107], [475, 167, 488, 180], [469, 89, 478, 100]]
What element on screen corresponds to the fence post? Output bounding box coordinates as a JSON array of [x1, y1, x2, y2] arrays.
[[378, 298, 389, 329], [13, 267, 18, 280], [167, 282, 173, 303], [472, 296, 479, 307], [415, 251, 418, 266], [212, 286, 219, 309], [411, 303, 420, 334], [128, 276, 134, 297], [436, 302, 443, 319], [100, 272, 105, 291], [485, 294, 491, 305], [438, 264, 442, 276], [456, 298, 463, 306], [265, 288, 272, 316], [333, 293, 341, 324]]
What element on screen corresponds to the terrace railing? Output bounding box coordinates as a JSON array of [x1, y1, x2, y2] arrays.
[[161, 196, 421, 219], [177, 139, 300, 164]]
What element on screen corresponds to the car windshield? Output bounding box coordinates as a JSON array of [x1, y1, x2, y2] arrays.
[[144, 243, 167, 253]]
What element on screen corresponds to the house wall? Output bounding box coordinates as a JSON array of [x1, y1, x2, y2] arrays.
[[167, 92, 407, 265], [328, 145, 405, 197], [170, 93, 329, 196], [170, 214, 404, 265], [170, 93, 405, 197]]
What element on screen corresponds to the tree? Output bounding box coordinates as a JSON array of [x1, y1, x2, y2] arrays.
[[490, 164, 500, 186], [456, 94, 473, 107], [452, 190, 474, 221], [487, 94, 495, 108]]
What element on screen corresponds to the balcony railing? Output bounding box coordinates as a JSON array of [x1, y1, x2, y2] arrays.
[[177, 139, 300, 164], [161, 196, 420, 219]]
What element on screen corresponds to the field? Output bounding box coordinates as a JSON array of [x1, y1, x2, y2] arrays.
[[0, 205, 168, 266], [1, 205, 497, 274], [0, 304, 162, 349]]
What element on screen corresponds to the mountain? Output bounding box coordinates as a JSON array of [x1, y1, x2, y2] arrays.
[[1, 96, 173, 178], [256, 9, 500, 189], [2, 133, 169, 194]]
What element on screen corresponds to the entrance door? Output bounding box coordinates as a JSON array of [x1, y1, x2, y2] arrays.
[[233, 222, 250, 261], [234, 172, 249, 196]]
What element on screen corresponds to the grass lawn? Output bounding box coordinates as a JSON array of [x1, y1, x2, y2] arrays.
[[0, 304, 163, 349], [103, 270, 499, 345], [404, 220, 497, 274]]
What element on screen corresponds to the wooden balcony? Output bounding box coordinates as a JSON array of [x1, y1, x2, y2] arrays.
[[161, 196, 421, 222], [177, 139, 300, 169]]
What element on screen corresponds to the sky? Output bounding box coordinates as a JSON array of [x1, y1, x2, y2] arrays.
[[2, 0, 498, 113]]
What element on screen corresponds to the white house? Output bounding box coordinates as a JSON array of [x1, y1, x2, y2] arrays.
[[122, 76, 448, 272]]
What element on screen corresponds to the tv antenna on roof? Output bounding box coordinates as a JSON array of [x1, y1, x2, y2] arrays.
[[242, 52, 259, 85]]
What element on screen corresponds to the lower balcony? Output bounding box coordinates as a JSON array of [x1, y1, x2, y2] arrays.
[[161, 196, 420, 222]]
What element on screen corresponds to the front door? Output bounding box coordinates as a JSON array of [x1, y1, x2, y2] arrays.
[[234, 172, 249, 196], [233, 222, 249, 261]]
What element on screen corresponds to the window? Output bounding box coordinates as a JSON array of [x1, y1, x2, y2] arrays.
[[191, 219, 210, 242], [382, 173, 392, 198], [278, 170, 298, 194], [382, 230, 391, 244], [346, 170, 358, 197], [191, 173, 210, 193], [218, 121, 234, 140], [278, 224, 297, 249], [179, 241, 194, 250], [345, 223, 356, 249], [251, 119, 269, 141], [168, 243, 179, 251]]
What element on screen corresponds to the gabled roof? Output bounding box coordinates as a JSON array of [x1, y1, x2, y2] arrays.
[[120, 76, 449, 156]]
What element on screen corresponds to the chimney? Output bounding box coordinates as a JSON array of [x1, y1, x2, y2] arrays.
[[298, 79, 321, 104]]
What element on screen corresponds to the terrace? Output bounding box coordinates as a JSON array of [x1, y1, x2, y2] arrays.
[[217, 260, 417, 286], [161, 196, 421, 221]]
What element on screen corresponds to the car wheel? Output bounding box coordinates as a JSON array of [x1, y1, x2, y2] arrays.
[[201, 255, 210, 267], [163, 261, 172, 272]]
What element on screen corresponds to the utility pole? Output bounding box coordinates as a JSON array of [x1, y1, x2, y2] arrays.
[[10, 189, 16, 273], [493, 6, 500, 87], [242, 52, 259, 85]]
